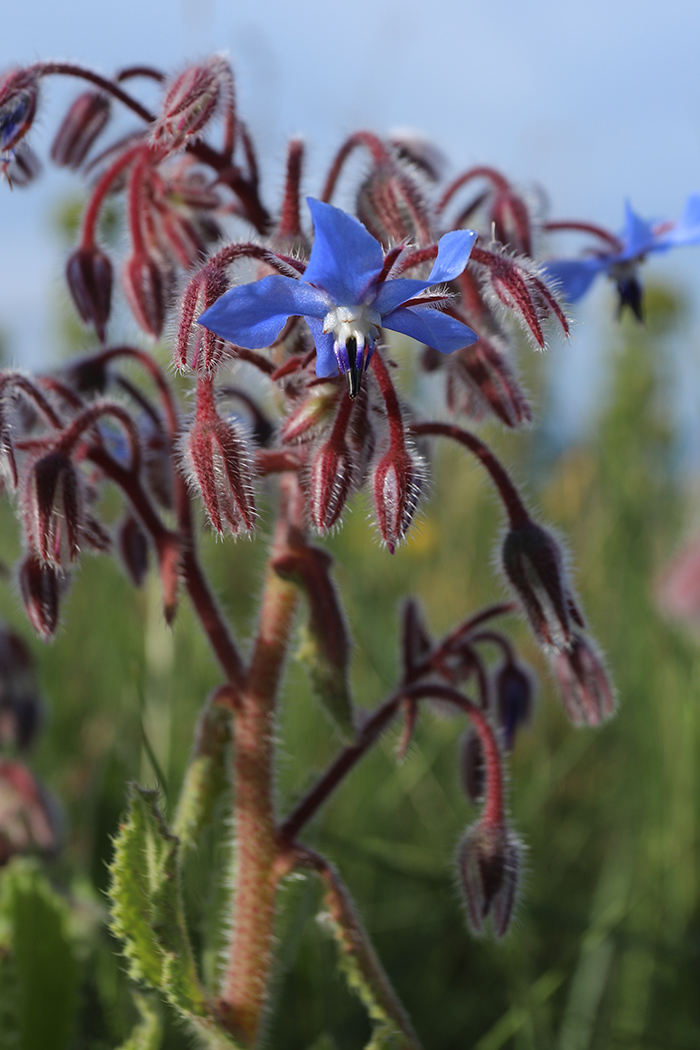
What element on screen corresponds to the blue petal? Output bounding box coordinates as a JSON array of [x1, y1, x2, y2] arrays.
[[655, 193, 700, 249], [198, 274, 329, 349], [382, 305, 477, 353], [620, 201, 656, 259], [303, 198, 384, 304], [427, 229, 477, 283], [544, 258, 605, 302], [372, 277, 438, 315], [305, 317, 339, 377]]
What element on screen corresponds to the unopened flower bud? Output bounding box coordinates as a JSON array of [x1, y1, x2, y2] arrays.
[[176, 263, 229, 373], [495, 659, 534, 751], [0, 69, 39, 156], [22, 450, 84, 569], [66, 246, 113, 342], [0, 760, 60, 862], [18, 554, 62, 641], [491, 189, 534, 258], [501, 520, 584, 652], [0, 627, 43, 751], [356, 164, 431, 246], [152, 58, 230, 150], [50, 91, 110, 169], [183, 410, 257, 537], [372, 444, 424, 554], [280, 383, 339, 444], [122, 251, 169, 338], [473, 246, 569, 348], [457, 819, 521, 938], [3, 142, 40, 187], [447, 337, 532, 429], [309, 437, 353, 531], [552, 632, 615, 727], [117, 514, 150, 587]]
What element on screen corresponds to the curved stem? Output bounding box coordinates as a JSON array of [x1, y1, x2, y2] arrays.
[[410, 421, 530, 528], [436, 166, 509, 215], [543, 219, 622, 251], [34, 61, 155, 121], [320, 131, 392, 203]]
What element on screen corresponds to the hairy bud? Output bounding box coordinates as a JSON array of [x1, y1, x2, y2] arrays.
[[50, 91, 110, 169], [152, 58, 231, 150], [491, 189, 535, 258], [175, 263, 229, 373], [0, 69, 39, 157], [457, 820, 521, 938], [122, 251, 169, 338], [356, 163, 431, 246], [309, 437, 354, 531], [502, 520, 584, 652], [495, 659, 534, 751], [281, 383, 339, 444], [66, 246, 113, 342], [472, 246, 569, 348], [3, 142, 40, 187], [552, 632, 615, 726], [447, 337, 532, 428], [0, 627, 43, 751], [18, 554, 62, 641], [372, 444, 424, 554], [22, 450, 84, 569], [183, 410, 257, 537]]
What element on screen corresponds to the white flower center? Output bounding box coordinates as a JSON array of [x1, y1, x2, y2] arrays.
[[322, 303, 381, 351]]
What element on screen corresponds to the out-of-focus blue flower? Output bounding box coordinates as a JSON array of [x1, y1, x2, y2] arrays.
[[199, 198, 477, 397], [546, 195, 700, 317]]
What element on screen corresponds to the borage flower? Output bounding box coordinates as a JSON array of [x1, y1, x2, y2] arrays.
[[546, 195, 700, 319], [199, 198, 477, 398]]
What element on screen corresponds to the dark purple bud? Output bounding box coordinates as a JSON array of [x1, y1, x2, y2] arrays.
[[552, 632, 615, 727], [501, 520, 584, 652], [66, 246, 113, 342], [615, 274, 644, 322], [118, 514, 150, 587], [495, 659, 535, 751], [50, 91, 110, 169], [18, 554, 62, 641], [457, 819, 521, 938], [460, 729, 486, 804], [0, 627, 43, 751], [152, 58, 231, 150], [122, 251, 169, 338], [309, 438, 353, 532], [372, 444, 424, 554], [2, 142, 40, 187], [401, 599, 432, 678], [0, 68, 39, 155], [183, 408, 257, 537], [22, 450, 84, 569]]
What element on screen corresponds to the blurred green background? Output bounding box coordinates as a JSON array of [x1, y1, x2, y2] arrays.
[[1, 284, 699, 1050]]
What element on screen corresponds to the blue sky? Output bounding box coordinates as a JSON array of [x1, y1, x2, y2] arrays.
[[3, 0, 700, 440]]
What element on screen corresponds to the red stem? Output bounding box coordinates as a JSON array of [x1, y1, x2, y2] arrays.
[[320, 131, 392, 203], [436, 166, 510, 214], [543, 220, 622, 252], [81, 142, 144, 248], [370, 351, 405, 447]]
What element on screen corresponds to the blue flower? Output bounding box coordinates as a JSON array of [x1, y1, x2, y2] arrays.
[[546, 195, 700, 316], [198, 198, 478, 397]]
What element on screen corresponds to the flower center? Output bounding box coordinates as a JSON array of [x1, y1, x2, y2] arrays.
[[322, 304, 382, 399]]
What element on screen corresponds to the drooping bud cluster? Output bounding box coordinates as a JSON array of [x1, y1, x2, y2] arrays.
[[457, 819, 521, 938]]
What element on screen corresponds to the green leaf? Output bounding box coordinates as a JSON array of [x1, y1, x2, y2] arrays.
[[0, 859, 81, 1050], [173, 702, 231, 856], [116, 993, 163, 1050], [108, 786, 207, 1015]]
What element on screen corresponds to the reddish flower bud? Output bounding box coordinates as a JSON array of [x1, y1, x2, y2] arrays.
[[66, 246, 113, 342], [117, 514, 150, 587], [552, 632, 615, 727], [21, 450, 84, 569], [309, 437, 354, 532], [122, 251, 169, 338], [175, 263, 229, 373], [2, 142, 40, 187], [502, 520, 584, 652], [50, 90, 110, 169], [471, 245, 569, 348], [457, 819, 521, 938], [447, 337, 532, 429], [495, 659, 535, 750], [18, 554, 62, 641], [356, 163, 431, 246], [460, 729, 486, 804], [152, 58, 231, 151], [0, 760, 60, 863], [0, 68, 39, 156], [157, 208, 205, 269], [389, 130, 446, 182], [400, 598, 432, 678], [372, 444, 424, 554], [183, 410, 257, 537]]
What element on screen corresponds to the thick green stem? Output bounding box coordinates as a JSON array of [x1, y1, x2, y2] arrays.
[[220, 476, 303, 1045]]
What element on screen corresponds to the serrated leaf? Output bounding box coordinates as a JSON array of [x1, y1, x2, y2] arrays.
[[173, 702, 230, 856], [108, 786, 206, 1015], [0, 859, 81, 1050], [116, 993, 163, 1050]]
